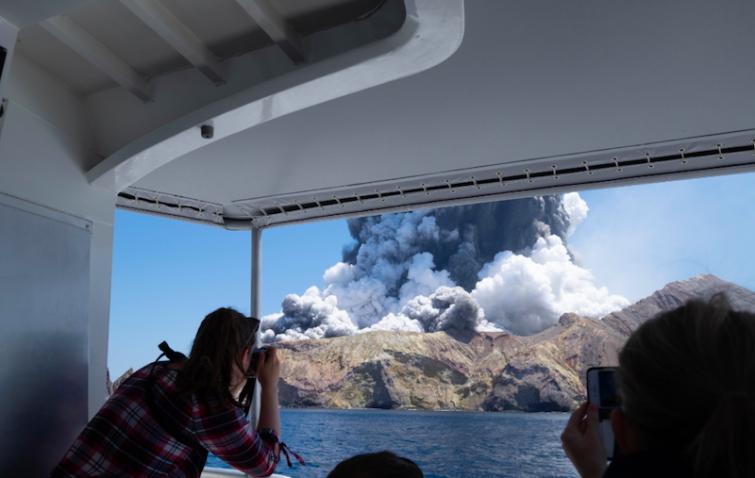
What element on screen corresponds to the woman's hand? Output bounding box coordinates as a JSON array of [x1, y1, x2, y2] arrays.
[[561, 402, 607, 478], [256, 347, 281, 437], [256, 347, 280, 389]]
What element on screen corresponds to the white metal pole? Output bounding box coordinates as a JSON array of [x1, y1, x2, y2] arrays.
[[249, 225, 263, 429], [251, 225, 262, 318]]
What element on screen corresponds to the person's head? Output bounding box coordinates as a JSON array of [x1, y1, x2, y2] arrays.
[[612, 295, 755, 476], [178, 307, 259, 402], [327, 451, 423, 478]]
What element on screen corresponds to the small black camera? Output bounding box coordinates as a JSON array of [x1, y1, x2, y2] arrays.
[[200, 124, 214, 139], [248, 346, 269, 376]]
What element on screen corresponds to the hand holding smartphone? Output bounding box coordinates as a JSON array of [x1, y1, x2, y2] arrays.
[[586, 366, 620, 460]]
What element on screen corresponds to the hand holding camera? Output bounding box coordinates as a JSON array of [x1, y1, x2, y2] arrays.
[[253, 347, 280, 388]]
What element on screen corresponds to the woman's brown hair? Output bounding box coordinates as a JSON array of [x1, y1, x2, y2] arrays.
[[178, 307, 259, 407], [618, 294, 755, 477]]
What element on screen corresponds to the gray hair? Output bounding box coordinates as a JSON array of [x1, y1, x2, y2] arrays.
[[618, 294, 755, 476]]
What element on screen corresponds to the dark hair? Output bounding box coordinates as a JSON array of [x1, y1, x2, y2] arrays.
[[177, 307, 258, 406], [618, 295, 755, 477], [327, 451, 423, 478]]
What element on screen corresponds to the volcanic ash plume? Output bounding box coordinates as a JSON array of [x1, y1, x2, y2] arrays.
[[369, 286, 491, 334], [343, 195, 573, 291], [260, 193, 628, 342]]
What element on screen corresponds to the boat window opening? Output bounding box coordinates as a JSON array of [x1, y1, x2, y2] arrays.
[[107, 170, 755, 477]]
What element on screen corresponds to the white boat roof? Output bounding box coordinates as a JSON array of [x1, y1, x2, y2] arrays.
[[6, 0, 755, 228]]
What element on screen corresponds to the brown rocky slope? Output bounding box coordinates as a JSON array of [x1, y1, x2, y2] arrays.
[[276, 275, 755, 412]]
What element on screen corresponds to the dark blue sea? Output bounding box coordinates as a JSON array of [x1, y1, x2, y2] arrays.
[[207, 409, 578, 478]]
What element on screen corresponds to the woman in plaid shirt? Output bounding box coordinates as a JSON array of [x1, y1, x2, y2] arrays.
[[52, 308, 282, 477]]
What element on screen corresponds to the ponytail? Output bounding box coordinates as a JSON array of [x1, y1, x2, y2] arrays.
[[178, 307, 259, 405]]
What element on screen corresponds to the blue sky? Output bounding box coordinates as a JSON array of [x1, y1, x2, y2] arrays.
[[108, 214, 353, 378], [571, 172, 755, 300], [108, 171, 755, 378]]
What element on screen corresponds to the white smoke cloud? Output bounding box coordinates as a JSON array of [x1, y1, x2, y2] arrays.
[[365, 313, 423, 333], [398, 253, 454, 304], [261, 193, 629, 342], [263, 252, 456, 342], [314, 211, 444, 329], [562, 192, 589, 236], [471, 234, 629, 335], [321, 275, 393, 329]]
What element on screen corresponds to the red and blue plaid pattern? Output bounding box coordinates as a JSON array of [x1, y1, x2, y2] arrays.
[[51, 364, 278, 477]]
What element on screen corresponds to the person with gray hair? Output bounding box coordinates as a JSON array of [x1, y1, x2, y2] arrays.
[[562, 295, 755, 477]]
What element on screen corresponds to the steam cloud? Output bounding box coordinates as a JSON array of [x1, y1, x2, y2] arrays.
[[260, 193, 628, 342]]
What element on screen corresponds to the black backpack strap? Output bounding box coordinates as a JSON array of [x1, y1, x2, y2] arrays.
[[158, 341, 188, 362], [145, 342, 201, 451]]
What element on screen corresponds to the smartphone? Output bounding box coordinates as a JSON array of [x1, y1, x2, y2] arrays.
[[586, 366, 620, 460]]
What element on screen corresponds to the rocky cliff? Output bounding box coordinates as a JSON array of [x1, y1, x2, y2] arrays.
[[276, 275, 755, 411], [601, 274, 755, 335], [107, 275, 755, 410]]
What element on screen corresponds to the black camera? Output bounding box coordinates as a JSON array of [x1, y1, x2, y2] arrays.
[[248, 346, 269, 377]]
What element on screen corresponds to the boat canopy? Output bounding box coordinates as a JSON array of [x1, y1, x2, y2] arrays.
[[5, 0, 755, 229]]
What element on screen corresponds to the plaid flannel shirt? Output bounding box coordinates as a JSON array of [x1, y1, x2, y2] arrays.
[[51, 363, 278, 477]]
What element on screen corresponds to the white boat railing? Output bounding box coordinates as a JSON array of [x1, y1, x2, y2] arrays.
[[201, 467, 291, 478]]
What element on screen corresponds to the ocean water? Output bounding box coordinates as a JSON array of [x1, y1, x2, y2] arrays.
[[207, 409, 578, 478]]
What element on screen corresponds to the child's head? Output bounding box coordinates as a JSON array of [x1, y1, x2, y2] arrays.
[[327, 451, 423, 478]]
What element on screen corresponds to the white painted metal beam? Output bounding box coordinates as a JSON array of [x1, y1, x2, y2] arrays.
[[249, 226, 262, 431], [42, 16, 152, 101], [120, 0, 226, 85], [233, 0, 306, 63], [250, 226, 262, 319], [88, 0, 464, 190], [0, 16, 19, 123], [0, 0, 95, 28]]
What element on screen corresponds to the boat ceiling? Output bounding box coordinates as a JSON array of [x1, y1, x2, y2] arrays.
[[16, 0, 388, 96], [0, 0, 92, 27], [10, 1, 755, 228]]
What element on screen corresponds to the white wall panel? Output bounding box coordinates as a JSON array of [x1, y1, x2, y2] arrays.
[[0, 195, 91, 475], [0, 50, 116, 432]]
